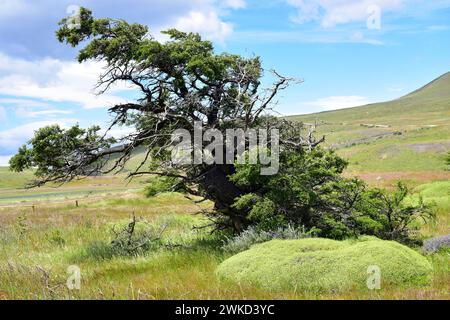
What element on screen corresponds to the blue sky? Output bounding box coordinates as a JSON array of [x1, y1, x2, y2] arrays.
[[0, 0, 449, 165]]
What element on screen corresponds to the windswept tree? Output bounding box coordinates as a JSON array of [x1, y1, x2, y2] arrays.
[[10, 8, 429, 240]]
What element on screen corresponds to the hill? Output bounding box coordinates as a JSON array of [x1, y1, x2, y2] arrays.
[[288, 72, 450, 184], [2, 73, 449, 189]]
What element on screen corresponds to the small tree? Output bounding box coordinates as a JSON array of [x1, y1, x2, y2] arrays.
[[361, 183, 435, 245], [9, 8, 335, 235]]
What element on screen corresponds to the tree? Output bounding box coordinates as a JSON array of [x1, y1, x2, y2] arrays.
[[10, 8, 325, 232], [359, 182, 435, 245], [10, 8, 427, 240], [446, 151, 450, 169]]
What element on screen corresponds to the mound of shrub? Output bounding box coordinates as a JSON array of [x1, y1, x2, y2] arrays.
[[216, 237, 433, 293]]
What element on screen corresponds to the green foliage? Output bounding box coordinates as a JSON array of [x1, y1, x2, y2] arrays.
[[216, 237, 433, 292], [9, 125, 115, 186], [229, 151, 434, 245], [361, 182, 435, 245], [229, 149, 352, 234], [56, 7, 148, 64], [446, 151, 450, 168], [144, 176, 179, 197]]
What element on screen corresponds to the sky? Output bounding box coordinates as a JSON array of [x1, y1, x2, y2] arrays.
[[0, 0, 449, 165]]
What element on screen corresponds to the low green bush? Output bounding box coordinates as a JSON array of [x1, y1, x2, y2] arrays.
[[216, 237, 433, 293], [144, 176, 179, 197]]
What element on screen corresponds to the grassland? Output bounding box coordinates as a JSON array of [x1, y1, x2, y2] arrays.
[[0, 73, 448, 300], [0, 187, 448, 300], [0, 167, 147, 205]]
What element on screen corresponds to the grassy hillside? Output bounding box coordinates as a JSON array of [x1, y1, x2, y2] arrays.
[[288, 72, 450, 179], [0, 167, 34, 189]]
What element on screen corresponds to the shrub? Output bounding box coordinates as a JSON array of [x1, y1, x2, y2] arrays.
[[228, 149, 352, 235], [230, 159, 434, 246], [223, 176, 432, 247], [85, 216, 167, 260], [422, 234, 450, 254], [360, 182, 435, 245], [222, 225, 313, 253], [216, 237, 433, 293], [144, 176, 179, 197]]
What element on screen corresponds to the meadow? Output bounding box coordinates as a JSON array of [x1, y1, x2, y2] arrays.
[[0, 73, 449, 300], [0, 174, 448, 300]]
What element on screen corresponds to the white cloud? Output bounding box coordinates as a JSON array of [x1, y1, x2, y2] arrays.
[[0, 119, 77, 155], [0, 97, 72, 118], [222, 0, 246, 9], [304, 96, 372, 111], [0, 52, 130, 109], [286, 0, 404, 27], [15, 107, 73, 118], [0, 155, 12, 166], [173, 10, 233, 43], [107, 126, 137, 141], [157, 0, 247, 43], [0, 98, 50, 108]]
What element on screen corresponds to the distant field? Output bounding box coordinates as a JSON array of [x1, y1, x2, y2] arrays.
[[0, 167, 34, 189], [288, 72, 450, 175], [411, 181, 450, 237], [0, 167, 146, 205]]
